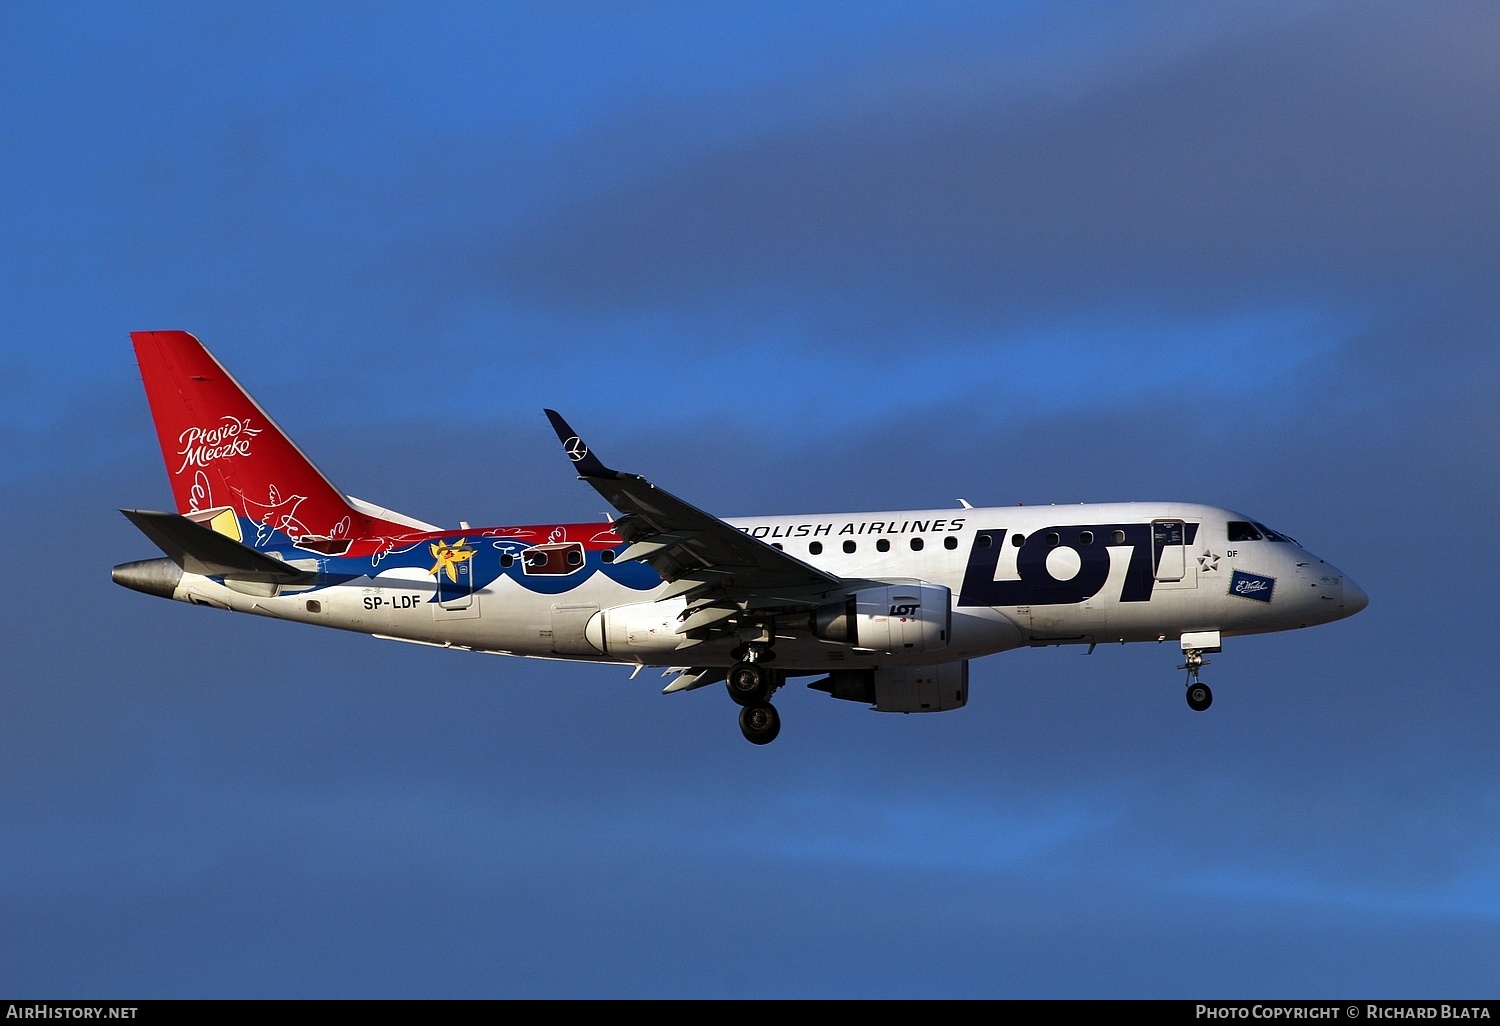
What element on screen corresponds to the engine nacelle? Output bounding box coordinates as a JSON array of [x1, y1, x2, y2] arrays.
[[809, 661, 969, 713], [812, 583, 951, 655], [585, 599, 693, 656]]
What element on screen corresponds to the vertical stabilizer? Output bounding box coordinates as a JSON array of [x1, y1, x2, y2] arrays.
[[130, 330, 421, 549]]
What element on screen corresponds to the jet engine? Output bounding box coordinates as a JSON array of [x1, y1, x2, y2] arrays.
[[811, 583, 951, 655]]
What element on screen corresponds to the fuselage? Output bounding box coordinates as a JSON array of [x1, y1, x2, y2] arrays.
[[115, 330, 1370, 743], [116, 500, 1366, 672]]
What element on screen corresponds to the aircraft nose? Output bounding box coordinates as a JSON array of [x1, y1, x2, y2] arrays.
[[1342, 576, 1369, 617]]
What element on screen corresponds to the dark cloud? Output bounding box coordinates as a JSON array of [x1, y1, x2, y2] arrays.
[[494, 5, 1500, 338]]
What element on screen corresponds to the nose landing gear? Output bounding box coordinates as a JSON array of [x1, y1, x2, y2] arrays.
[[1180, 648, 1213, 711], [1177, 631, 1221, 713]]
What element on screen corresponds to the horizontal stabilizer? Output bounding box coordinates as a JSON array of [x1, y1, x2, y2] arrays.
[[120, 509, 316, 584]]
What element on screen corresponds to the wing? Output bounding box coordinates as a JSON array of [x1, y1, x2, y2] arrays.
[[544, 411, 854, 636]]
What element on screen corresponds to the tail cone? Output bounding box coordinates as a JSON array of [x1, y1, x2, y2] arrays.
[[112, 558, 183, 600]]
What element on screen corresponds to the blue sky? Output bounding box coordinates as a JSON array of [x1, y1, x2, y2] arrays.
[[4, 0, 1499, 998]]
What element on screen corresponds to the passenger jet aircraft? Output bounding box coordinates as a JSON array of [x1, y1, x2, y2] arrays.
[[114, 330, 1368, 744]]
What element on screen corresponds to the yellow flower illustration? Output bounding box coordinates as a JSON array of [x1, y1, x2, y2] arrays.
[[428, 538, 476, 583]]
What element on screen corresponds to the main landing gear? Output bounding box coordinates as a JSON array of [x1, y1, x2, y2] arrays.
[[726, 644, 783, 745], [738, 703, 780, 746], [1180, 648, 1213, 712]]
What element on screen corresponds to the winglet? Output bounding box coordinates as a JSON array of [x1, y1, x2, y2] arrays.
[[543, 410, 628, 480]]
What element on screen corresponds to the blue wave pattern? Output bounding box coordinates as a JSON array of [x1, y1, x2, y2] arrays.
[[240, 520, 662, 598]]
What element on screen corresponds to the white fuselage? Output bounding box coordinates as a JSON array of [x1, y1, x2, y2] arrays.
[[162, 501, 1364, 672]]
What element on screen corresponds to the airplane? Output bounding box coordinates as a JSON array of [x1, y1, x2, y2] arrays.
[[113, 330, 1368, 745]]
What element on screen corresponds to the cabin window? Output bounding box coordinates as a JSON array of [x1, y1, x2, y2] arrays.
[[977, 534, 993, 549], [1012, 533, 1025, 547], [566, 549, 583, 567], [305, 600, 321, 613], [500, 552, 514, 568], [1079, 531, 1094, 545], [876, 538, 890, 552], [843, 540, 857, 554], [527, 551, 549, 568], [601, 550, 615, 563], [1227, 521, 1263, 542], [1045, 532, 1060, 547], [943, 536, 958, 550], [1111, 530, 1125, 545], [772, 542, 783, 550], [809, 541, 823, 555], [910, 537, 924, 551]]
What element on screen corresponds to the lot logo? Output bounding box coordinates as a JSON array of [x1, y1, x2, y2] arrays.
[[1229, 570, 1276, 603], [958, 522, 1201, 607]]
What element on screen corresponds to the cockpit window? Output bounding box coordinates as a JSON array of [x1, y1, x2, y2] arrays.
[[1253, 521, 1297, 544], [1227, 521, 1262, 542]]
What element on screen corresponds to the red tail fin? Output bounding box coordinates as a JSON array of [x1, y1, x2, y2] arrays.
[[131, 330, 428, 549]]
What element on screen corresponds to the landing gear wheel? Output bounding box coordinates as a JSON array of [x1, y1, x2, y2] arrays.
[[726, 661, 769, 707], [739, 703, 781, 745], [1187, 682, 1213, 712]]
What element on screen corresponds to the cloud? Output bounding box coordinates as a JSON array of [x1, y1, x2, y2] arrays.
[[489, 4, 1499, 340]]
